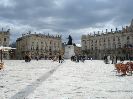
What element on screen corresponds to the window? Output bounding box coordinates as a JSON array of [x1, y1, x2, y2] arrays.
[[113, 37, 115, 41], [118, 44, 121, 48], [104, 39, 105, 42], [127, 36, 130, 40], [108, 38, 110, 42], [118, 37, 120, 41], [84, 41, 86, 44], [41, 44, 43, 50], [32, 42, 34, 45], [4, 38, 6, 41]]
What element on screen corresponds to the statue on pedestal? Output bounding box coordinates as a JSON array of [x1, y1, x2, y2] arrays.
[[67, 35, 72, 45], [64, 35, 75, 59]]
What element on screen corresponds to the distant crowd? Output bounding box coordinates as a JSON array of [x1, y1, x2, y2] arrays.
[[24, 53, 133, 64], [70, 55, 93, 63], [24, 54, 64, 63], [103, 55, 129, 64]]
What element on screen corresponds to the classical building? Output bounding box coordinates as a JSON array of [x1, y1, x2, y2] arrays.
[[81, 19, 133, 60], [0, 28, 10, 59], [16, 32, 62, 59], [74, 45, 82, 55]]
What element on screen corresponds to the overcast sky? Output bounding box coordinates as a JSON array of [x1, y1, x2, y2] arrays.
[[0, 0, 133, 44]]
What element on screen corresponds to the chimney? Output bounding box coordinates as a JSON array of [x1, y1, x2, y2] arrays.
[[29, 31, 31, 34], [111, 29, 112, 32], [98, 31, 100, 35], [106, 29, 108, 33], [7, 29, 10, 32], [116, 28, 117, 32]]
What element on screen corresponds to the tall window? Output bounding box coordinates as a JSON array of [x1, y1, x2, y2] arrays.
[[50, 41, 52, 44], [113, 37, 115, 41], [41, 42, 43, 50], [36, 42, 39, 50], [4, 38, 6, 41], [32, 42, 34, 45], [127, 36, 130, 44], [0, 38, 1, 45], [104, 39, 105, 42]]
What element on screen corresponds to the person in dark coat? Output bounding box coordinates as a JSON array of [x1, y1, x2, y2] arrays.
[[59, 55, 62, 63], [111, 56, 114, 64], [25, 54, 31, 62]]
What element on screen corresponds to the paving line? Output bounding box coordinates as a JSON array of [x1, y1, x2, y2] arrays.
[[9, 61, 65, 99]]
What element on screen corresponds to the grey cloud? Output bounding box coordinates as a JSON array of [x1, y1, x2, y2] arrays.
[[0, 0, 133, 44]]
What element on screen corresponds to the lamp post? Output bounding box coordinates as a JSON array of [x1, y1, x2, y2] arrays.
[[0, 49, 2, 62], [0, 49, 4, 70]]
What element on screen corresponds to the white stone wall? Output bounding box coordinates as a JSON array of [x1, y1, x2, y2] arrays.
[[0, 30, 10, 59], [81, 19, 133, 59], [16, 33, 62, 59]]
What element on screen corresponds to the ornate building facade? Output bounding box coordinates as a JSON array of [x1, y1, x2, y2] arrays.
[[81, 19, 133, 60], [16, 32, 62, 59], [0, 29, 10, 59]]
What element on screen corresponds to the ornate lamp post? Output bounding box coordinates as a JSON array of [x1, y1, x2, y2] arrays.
[[0, 46, 4, 69], [0, 49, 3, 70], [0, 49, 2, 62]]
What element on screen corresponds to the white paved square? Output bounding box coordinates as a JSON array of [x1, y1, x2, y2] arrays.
[[0, 60, 133, 99]]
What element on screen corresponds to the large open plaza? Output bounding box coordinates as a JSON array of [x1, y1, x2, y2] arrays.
[[1, 0, 133, 99], [1, 60, 133, 99]]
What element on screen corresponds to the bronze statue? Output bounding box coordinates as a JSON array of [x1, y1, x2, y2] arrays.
[[67, 35, 72, 45]]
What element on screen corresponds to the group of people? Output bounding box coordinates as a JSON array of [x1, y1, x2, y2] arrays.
[[24, 54, 64, 63], [24, 54, 31, 62], [71, 55, 86, 62], [52, 55, 63, 63], [104, 55, 118, 64]]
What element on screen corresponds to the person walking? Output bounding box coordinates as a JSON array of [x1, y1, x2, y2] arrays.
[[59, 54, 62, 63], [111, 56, 114, 64], [24, 54, 31, 62]]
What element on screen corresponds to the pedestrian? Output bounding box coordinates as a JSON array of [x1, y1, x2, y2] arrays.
[[111, 56, 114, 64], [59, 54, 62, 63], [107, 55, 110, 64], [53, 56, 57, 61], [115, 56, 118, 64], [24, 54, 31, 62], [91, 57, 92, 61], [113, 55, 117, 64], [35, 56, 39, 61], [104, 55, 107, 64], [77, 55, 79, 62]]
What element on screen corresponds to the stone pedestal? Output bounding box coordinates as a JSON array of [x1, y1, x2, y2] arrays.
[[64, 45, 75, 59]]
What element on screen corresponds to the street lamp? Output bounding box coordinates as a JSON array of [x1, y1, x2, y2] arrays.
[[0, 49, 2, 62], [0, 48, 4, 70]]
